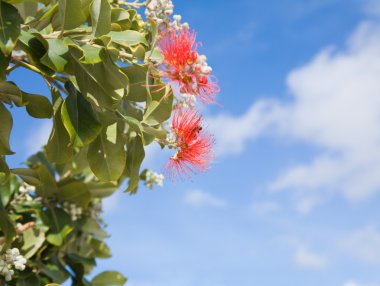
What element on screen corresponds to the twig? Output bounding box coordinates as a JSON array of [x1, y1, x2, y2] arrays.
[[0, 222, 36, 245]]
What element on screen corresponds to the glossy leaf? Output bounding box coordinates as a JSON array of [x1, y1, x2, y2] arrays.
[[108, 30, 148, 47], [88, 122, 126, 182], [68, 47, 128, 109], [0, 1, 22, 55], [61, 82, 102, 147], [91, 271, 127, 286], [40, 39, 69, 72], [58, 181, 92, 208], [46, 88, 73, 163], [23, 92, 53, 119]]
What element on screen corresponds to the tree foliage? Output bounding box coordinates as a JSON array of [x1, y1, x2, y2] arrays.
[[0, 0, 218, 284]]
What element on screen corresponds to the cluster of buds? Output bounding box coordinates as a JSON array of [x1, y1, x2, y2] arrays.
[[145, 0, 173, 27], [88, 200, 103, 220], [144, 170, 164, 189], [145, 0, 188, 33], [62, 201, 83, 221], [0, 247, 27, 282], [11, 183, 35, 206]]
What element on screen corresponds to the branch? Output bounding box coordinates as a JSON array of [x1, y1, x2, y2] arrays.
[[0, 222, 36, 245]]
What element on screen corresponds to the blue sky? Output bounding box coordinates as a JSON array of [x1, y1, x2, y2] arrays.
[[7, 0, 380, 285]]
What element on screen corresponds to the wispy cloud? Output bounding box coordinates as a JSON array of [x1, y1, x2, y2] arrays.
[[343, 281, 380, 286], [184, 189, 227, 208], [343, 226, 380, 264], [295, 246, 328, 269]]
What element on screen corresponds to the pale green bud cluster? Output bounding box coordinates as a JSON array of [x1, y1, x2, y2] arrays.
[[144, 170, 164, 189], [145, 0, 174, 25], [0, 247, 27, 281], [62, 201, 83, 221]]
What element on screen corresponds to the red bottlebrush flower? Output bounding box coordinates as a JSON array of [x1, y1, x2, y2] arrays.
[[159, 29, 219, 105], [160, 29, 198, 71], [165, 108, 214, 179]]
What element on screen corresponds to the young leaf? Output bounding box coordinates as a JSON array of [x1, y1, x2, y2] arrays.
[[91, 271, 127, 286]]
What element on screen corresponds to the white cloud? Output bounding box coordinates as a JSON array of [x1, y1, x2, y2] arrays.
[[295, 246, 328, 269], [343, 226, 380, 263], [208, 20, 380, 209], [184, 189, 227, 208], [208, 100, 285, 156], [343, 281, 380, 286], [25, 120, 52, 156], [250, 201, 280, 215]]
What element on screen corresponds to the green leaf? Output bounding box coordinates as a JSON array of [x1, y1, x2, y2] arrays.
[[0, 101, 14, 155], [86, 181, 117, 198], [0, 81, 54, 118], [40, 39, 69, 72], [0, 173, 18, 207], [37, 256, 70, 283], [125, 136, 145, 193], [11, 168, 40, 185], [21, 227, 46, 259], [0, 1, 23, 55], [90, 239, 111, 258], [88, 122, 126, 182], [143, 90, 173, 125], [58, 181, 92, 208], [0, 156, 10, 180], [91, 271, 127, 286], [108, 31, 148, 47], [46, 88, 73, 163], [111, 8, 131, 30], [35, 164, 57, 197], [58, 0, 85, 31], [0, 50, 9, 81], [42, 207, 73, 246], [0, 81, 23, 106], [121, 65, 148, 102], [91, 0, 111, 37], [82, 218, 109, 239], [79, 44, 105, 64], [61, 82, 102, 147], [67, 47, 128, 109], [15, 1, 38, 20], [23, 92, 53, 119], [16, 30, 53, 75], [0, 199, 16, 246]]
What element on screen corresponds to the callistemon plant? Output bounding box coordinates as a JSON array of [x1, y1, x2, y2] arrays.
[[0, 0, 219, 285]]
